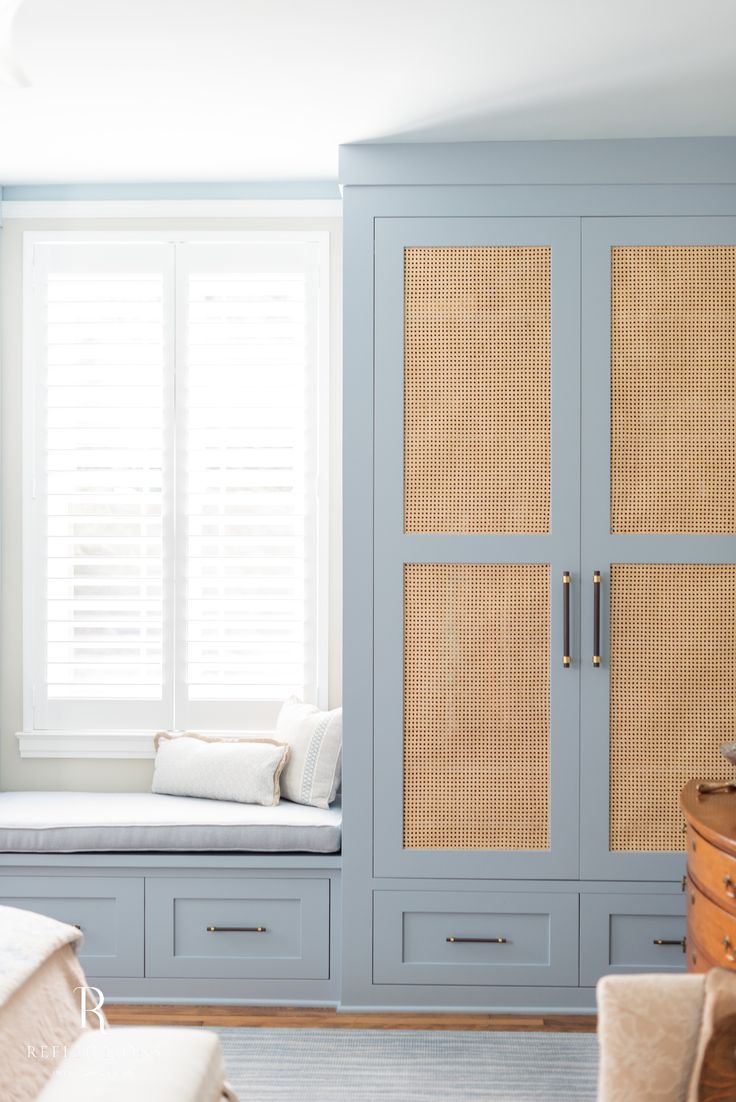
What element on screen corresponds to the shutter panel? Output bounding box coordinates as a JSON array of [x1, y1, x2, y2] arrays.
[[29, 242, 174, 730], [177, 242, 322, 729]]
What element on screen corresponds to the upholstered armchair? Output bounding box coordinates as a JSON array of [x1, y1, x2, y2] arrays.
[[597, 971, 736, 1102]]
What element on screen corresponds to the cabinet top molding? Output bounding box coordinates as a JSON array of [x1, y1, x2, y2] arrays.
[[338, 138, 736, 188]]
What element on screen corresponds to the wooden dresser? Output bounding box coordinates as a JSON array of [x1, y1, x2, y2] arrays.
[[681, 780, 736, 973]]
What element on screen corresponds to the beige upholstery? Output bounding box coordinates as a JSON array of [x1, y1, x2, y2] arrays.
[[35, 1027, 236, 1102], [597, 973, 706, 1102]]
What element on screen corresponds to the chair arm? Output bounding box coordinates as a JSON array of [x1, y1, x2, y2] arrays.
[[35, 1027, 237, 1102], [597, 973, 705, 1102]]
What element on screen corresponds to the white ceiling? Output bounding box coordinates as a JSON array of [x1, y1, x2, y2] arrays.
[[0, 0, 735, 184]]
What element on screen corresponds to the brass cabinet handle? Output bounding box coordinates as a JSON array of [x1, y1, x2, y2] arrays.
[[446, 936, 507, 944], [562, 572, 571, 668], [723, 936, 736, 962], [206, 926, 267, 933], [653, 938, 687, 953], [592, 571, 601, 667], [724, 876, 736, 899]]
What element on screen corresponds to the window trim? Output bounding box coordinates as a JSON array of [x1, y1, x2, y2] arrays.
[[19, 229, 331, 757]]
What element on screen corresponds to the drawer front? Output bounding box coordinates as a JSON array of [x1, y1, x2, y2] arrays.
[[688, 828, 736, 917], [580, 892, 686, 986], [146, 877, 330, 979], [0, 875, 143, 977], [688, 878, 736, 971], [373, 891, 579, 986]]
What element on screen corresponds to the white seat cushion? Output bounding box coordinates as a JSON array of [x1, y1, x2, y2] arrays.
[[0, 791, 341, 853]]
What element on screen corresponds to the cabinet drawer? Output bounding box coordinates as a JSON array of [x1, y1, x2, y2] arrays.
[[580, 892, 686, 985], [145, 876, 330, 979], [373, 891, 579, 986], [0, 875, 143, 977], [688, 828, 736, 917], [688, 878, 736, 971]]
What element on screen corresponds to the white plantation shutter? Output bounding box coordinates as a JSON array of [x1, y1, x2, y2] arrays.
[[25, 235, 326, 734], [177, 242, 321, 729]]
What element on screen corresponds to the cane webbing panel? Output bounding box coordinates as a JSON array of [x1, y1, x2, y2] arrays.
[[611, 246, 736, 534], [404, 247, 551, 534], [610, 563, 736, 853], [403, 563, 550, 850]]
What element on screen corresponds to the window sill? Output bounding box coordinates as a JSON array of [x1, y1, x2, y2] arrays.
[[16, 730, 158, 759], [15, 729, 274, 759]]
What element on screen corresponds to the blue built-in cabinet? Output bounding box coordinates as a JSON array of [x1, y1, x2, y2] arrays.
[[340, 138, 736, 1011]]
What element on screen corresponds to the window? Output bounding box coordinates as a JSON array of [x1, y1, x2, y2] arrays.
[[23, 232, 329, 735]]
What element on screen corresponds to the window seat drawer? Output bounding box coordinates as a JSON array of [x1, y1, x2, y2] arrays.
[[145, 876, 330, 980], [373, 890, 579, 986], [0, 874, 143, 977]]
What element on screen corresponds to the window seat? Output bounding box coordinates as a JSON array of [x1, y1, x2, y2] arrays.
[[0, 791, 342, 854]]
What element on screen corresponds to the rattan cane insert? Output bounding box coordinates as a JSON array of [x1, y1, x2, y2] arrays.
[[404, 563, 550, 850], [404, 247, 551, 534], [611, 246, 736, 534], [610, 563, 736, 853]]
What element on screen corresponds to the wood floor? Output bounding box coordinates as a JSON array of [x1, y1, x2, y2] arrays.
[[104, 1005, 597, 1032]]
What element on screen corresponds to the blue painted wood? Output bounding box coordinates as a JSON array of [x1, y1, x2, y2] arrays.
[[0, 853, 341, 870], [339, 138, 736, 188], [373, 215, 581, 880], [0, 874, 144, 976], [373, 890, 579, 987], [579, 891, 687, 985], [145, 876, 330, 980], [580, 216, 736, 882]]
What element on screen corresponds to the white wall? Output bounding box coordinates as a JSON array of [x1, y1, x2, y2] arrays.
[[0, 216, 342, 791]]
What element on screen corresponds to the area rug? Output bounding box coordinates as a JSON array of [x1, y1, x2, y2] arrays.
[[214, 1028, 599, 1101]]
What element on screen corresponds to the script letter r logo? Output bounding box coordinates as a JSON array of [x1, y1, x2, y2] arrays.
[[74, 986, 106, 1030]]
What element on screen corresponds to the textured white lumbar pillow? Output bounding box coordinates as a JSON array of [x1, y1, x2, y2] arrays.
[[275, 697, 342, 809], [152, 732, 289, 806]]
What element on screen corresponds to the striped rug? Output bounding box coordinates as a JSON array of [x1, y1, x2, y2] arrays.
[[214, 1028, 598, 1101]]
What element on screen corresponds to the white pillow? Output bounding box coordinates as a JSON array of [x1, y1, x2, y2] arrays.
[[152, 732, 289, 806], [275, 697, 342, 809]]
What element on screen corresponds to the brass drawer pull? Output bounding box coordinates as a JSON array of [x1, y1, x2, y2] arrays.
[[723, 936, 736, 963], [446, 936, 507, 944], [653, 938, 687, 953], [592, 571, 601, 667], [562, 572, 571, 668], [724, 876, 736, 899], [206, 926, 267, 933]]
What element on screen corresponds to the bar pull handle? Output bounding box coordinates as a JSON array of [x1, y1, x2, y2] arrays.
[[723, 937, 736, 963], [562, 571, 571, 668], [446, 936, 507, 944], [592, 570, 601, 667], [206, 926, 267, 933], [653, 938, 687, 953]]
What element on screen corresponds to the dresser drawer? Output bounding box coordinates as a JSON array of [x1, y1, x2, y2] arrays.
[[688, 878, 736, 971], [0, 875, 144, 977], [580, 892, 686, 985], [687, 827, 736, 916], [373, 891, 579, 986], [145, 876, 330, 980]]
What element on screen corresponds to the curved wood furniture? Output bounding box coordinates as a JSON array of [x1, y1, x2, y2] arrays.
[[681, 780, 736, 973]]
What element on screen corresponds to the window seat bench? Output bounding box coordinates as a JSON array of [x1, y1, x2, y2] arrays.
[[0, 790, 342, 854], [0, 792, 341, 1005]]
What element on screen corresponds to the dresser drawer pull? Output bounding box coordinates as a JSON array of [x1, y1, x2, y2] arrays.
[[696, 782, 736, 796], [723, 876, 736, 899], [446, 936, 507, 944], [722, 937, 736, 963], [206, 926, 267, 933], [653, 938, 687, 953]]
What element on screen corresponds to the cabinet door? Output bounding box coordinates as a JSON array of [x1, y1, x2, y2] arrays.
[[374, 217, 581, 879], [581, 218, 736, 880]]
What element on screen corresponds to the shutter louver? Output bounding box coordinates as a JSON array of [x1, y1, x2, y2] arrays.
[[45, 272, 166, 702], [183, 264, 313, 710]]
